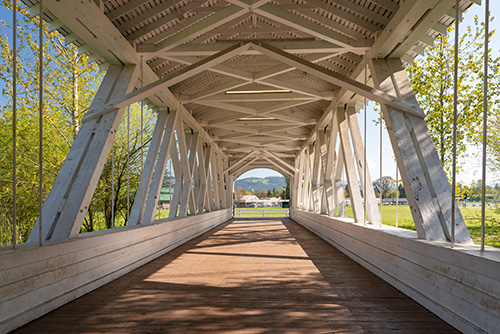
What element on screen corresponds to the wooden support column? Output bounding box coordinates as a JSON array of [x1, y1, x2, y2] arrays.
[[129, 109, 169, 225], [28, 65, 138, 243], [305, 145, 313, 211], [218, 154, 227, 208], [337, 107, 364, 223], [325, 111, 340, 217], [370, 58, 471, 242], [211, 150, 221, 210], [204, 145, 214, 212], [317, 130, 329, 215], [295, 152, 304, 209], [194, 141, 207, 214], [311, 132, 322, 213], [142, 110, 178, 223], [225, 162, 233, 209], [292, 158, 300, 209], [324, 129, 335, 216], [226, 161, 233, 209], [177, 123, 199, 217], [169, 139, 182, 218], [346, 106, 381, 225], [334, 147, 347, 217]]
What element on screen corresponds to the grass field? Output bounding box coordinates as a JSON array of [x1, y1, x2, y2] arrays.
[[85, 205, 500, 248], [234, 207, 289, 217], [346, 205, 500, 248]]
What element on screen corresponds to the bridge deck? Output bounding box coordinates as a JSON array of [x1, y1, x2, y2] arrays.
[[14, 218, 458, 333]]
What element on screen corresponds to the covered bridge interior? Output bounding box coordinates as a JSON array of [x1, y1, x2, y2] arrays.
[[2, 0, 500, 333]]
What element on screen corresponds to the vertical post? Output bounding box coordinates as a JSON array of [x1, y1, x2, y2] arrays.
[[379, 113, 383, 227], [12, 0, 17, 248], [140, 57, 144, 223], [127, 105, 130, 224], [451, 0, 459, 248], [38, 0, 43, 246], [169, 155, 172, 214], [481, 0, 490, 251], [111, 143, 115, 228], [395, 164, 399, 228], [363, 57, 367, 226]]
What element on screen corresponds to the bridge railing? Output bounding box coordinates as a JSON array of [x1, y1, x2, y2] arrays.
[[234, 208, 289, 218]]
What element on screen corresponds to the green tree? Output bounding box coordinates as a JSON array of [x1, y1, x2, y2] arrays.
[[407, 15, 500, 177], [0, 2, 103, 245], [82, 105, 155, 232], [373, 176, 394, 199], [0, 3, 154, 244]]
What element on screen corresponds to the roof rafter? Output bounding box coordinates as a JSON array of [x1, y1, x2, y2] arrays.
[[254, 3, 373, 48], [261, 156, 294, 178], [137, 5, 251, 55], [261, 149, 297, 173], [251, 42, 424, 117], [224, 150, 260, 174], [83, 42, 252, 122]]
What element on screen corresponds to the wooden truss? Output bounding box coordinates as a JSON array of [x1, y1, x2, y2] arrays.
[[28, 65, 232, 243], [26, 0, 473, 244]]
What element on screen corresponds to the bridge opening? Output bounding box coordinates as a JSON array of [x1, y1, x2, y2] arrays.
[[234, 168, 290, 217]]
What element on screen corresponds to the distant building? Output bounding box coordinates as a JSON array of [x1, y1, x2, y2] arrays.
[[159, 186, 174, 209], [382, 198, 409, 205], [234, 195, 282, 208]]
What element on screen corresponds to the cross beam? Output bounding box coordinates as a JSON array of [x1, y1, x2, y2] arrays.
[[251, 42, 425, 118]]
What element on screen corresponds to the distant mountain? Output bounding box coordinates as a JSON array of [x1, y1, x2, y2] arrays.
[[235, 176, 286, 192]]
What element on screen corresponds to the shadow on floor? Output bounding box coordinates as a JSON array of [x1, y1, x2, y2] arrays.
[[14, 218, 458, 334]]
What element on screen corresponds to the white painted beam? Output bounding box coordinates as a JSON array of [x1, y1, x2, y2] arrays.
[[161, 40, 369, 56], [82, 43, 252, 123], [254, 4, 372, 48], [370, 58, 471, 243], [224, 150, 259, 174], [346, 106, 381, 225], [138, 5, 248, 55], [251, 42, 424, 118], [337, 107, 364, 223], [129, 109, 169, 225], [28, 65, 138, 243]]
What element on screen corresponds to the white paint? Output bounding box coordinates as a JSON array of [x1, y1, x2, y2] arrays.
[[0, 210, 232, 333], [291, 209, 500, 334]]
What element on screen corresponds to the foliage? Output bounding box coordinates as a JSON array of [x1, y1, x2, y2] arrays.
[[372, 176, 395, 199], [0, 3, 154, 244], [0, 2, 103, 245], [234, 176, 287, 194], [407, 15, 500, 177], [81, 105, 155, 233]]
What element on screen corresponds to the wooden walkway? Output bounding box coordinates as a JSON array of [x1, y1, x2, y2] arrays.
[[14, 218, 458, 334]]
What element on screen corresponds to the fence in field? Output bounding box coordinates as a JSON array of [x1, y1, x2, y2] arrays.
[[234, 208, 289, 217]]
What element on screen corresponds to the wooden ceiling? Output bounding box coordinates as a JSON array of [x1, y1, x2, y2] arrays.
[[23, 0, 477, 174]]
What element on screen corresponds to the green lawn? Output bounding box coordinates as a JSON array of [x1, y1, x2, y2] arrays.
[[86, 205, 500, 248], [234, 207, 289, 217], [347, 205, 500, 248]]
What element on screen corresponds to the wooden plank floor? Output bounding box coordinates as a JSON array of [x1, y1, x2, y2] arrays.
[[14, 218, 459, 334]]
